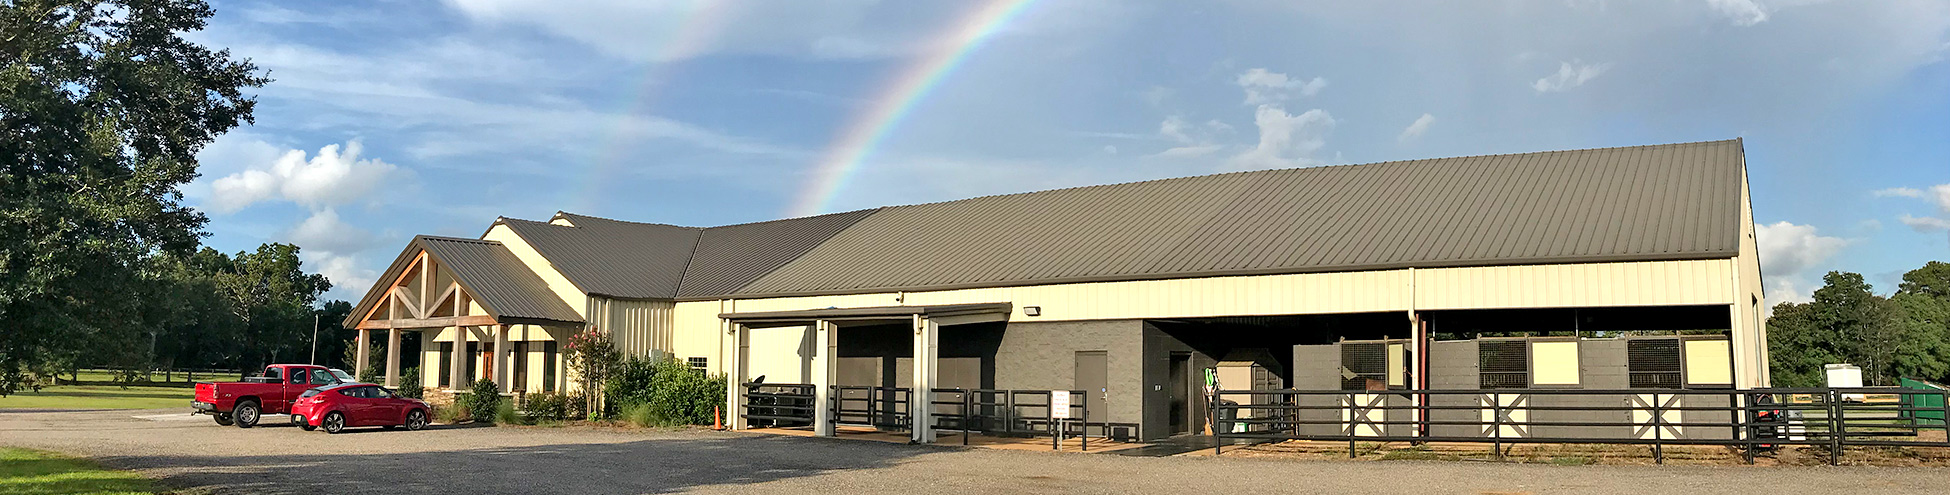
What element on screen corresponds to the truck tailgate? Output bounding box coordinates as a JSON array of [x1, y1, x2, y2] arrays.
[[195, 382, 218, 404]]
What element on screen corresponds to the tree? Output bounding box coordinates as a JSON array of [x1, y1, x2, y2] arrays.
[[1899, 261, 1950, 300], [0, 0, 266, 394], [216, 244, 330, 372], [563, 327, 619, 418]]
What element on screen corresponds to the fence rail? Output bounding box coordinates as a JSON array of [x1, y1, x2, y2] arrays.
[[738, 383, 1135, 450], [1210, 387, 1950, 464]]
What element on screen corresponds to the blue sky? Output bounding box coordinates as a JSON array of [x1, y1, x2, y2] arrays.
[[180, 0, 1950, 304]]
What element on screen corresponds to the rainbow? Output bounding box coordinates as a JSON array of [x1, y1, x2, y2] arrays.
[[576, 0, 735, 212], [785, 0, 1038, 217]]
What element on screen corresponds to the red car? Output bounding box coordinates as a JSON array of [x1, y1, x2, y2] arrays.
[[290, 383, 432, 434]]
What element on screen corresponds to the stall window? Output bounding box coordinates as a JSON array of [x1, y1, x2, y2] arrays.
[[542, 341, 558, 393], [1628, 339, 1683, 389], [1340, 342, 1386, 390], [1479, 341, 1529, 389]]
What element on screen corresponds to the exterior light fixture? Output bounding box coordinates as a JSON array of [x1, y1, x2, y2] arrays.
[[1024, 306, 1041, 317]]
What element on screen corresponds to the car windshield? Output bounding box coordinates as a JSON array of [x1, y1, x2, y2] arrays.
[[328, 369, 355, 383]]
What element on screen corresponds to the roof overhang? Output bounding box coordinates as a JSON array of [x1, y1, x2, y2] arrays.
[[719, 302, 1012, 324]]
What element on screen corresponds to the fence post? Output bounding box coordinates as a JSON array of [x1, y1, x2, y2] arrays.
[[1348, 392, 1357, 459], [1742, 392, 1755, 465], [1049, 391, 1058, 451], [1212, 390, 1224, 455], [1652, 393, 1664, 465], [1491, 393, 1503, 461], [1940, 390, 1949, 444], [963, 390, 972, 446], [1829, 389, 1844, 466], [1081, 393, 1089, 452]]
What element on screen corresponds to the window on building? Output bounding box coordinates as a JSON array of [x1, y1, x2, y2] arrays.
[[1340, 342, 1386, 390], [542, 341, 558, 393], [1628, 339, 1683, 389], [436, 342, 452, 388], [512, 342, 529, 392], [1478, 340, 1529, 389], [688, 357, 708, 371]]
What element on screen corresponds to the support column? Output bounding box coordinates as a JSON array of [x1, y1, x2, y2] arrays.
[[451, 326, 468, 390], [725, 321, 748, 430], [355, 328, 372, 380], [813, 320, 837, 436], [385, 328, 402, 387], [494, 324, 511, 393], [911, 315, 939, 443]]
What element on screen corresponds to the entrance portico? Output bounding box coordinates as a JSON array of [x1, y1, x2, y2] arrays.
[[721, 303, 1011, 443]]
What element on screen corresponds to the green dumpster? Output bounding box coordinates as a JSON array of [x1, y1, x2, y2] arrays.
[[1899, 377, 1948, 425]]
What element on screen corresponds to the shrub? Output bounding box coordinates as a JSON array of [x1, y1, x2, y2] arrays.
[[605, 357, 659, 413], [398, 367, 423, 399], [614, 358, 730, 427], [620, 402, 656, 427], [466, 379, 501, 424], [435, 403, 467, 424], [523, 391, 569, 421], [357, 366, 380, 385], [495, 401, 527, 425]]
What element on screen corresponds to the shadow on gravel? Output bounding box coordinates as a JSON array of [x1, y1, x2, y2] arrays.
[[99, 434, 930, 494]]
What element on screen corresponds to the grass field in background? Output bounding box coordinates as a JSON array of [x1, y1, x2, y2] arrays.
[[0, 385, 193, 410], [0, 448, 161, 495]]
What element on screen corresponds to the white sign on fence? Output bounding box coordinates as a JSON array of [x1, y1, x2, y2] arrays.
[[1050, 390, 1072, 419]]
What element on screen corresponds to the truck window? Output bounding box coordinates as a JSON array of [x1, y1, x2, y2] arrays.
[[263, 367, 282, 382], [289, 370, 307, 384], [310, 369, 335, 385]]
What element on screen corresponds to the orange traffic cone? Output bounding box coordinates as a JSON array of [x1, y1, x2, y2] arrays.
[[713, 405, 724, 431]]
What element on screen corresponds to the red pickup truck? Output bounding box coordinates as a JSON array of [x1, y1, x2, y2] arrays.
[[193, 364, 355, 427]]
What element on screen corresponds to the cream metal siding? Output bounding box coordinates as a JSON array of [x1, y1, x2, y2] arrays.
[[745, 324, 811, 384], [591, 297, 675, 359], [672, 300, 726, 372], [712, 259, 1733, 323], [481, 224, 587, 319], [1731, 162, 1768, 387]]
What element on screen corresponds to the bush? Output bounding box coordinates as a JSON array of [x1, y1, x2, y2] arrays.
[[612, 358, 729, 427], [620, 401, 656, 427], [523, 391, 569, 421], [465, 379, 501, 424], [398, 367, 423, 399], [605, 357, 659, 413], [495, 401, 527, 425], [357, 366, 380, 385], [435, 403, 467, 424]]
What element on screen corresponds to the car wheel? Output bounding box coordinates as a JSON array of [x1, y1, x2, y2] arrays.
[[212, 413, 234, 426], [234, 401, 260, 428], [322, 412, 346, 434], [405, 409, 429, 431]]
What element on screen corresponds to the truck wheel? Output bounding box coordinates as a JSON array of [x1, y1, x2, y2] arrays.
[[404, 409, 429, 431], [322, 412, 346, 434], [213, 413, 234, 426], [234, 400, 260, 428]]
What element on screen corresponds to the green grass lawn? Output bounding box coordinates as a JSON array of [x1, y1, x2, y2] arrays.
[[0, 385, 193, 411], [0, 448, 162, 495]]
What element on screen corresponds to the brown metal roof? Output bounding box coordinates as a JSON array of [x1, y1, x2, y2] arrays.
[[493, 210, 875, 300], [499, 215, 700, 299], [720, 303, 1013, 322], [732, 139, 1747, 297], [342, 236, 584, 327], [676, 209, 879, 298]]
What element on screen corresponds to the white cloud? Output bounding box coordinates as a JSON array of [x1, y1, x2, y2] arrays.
[[1900, 214, 1950, 232], [1755, 221, 1850, 306], [283, 209, 376, 255], [1155, 145, 1224, 159], [1532, 60, 1612, 93], [1236, 68, 1327, 104], [1229, 105, 1336, 170], [1874, 187, 1925, 198], [305, 251, 377, 300], [1397, 113, 1436, 142], [1933, 184, 1950, 211], [1707, 0, 1770, 26], [206, 140, 402, 213]]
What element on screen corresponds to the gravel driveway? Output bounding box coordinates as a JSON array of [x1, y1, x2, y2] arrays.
[[2, 408, 1943, 494]]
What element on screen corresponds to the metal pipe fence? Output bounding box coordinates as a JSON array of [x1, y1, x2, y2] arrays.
[[739, 383, 1137, 450], [1209, 387, 1950, 464]]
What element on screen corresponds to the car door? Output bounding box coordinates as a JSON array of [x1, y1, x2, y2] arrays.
[[339, 386, 374, 425], [368, 387, 404, 425]]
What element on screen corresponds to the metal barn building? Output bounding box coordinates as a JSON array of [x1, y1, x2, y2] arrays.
[[344, 139, 1767, 442]]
